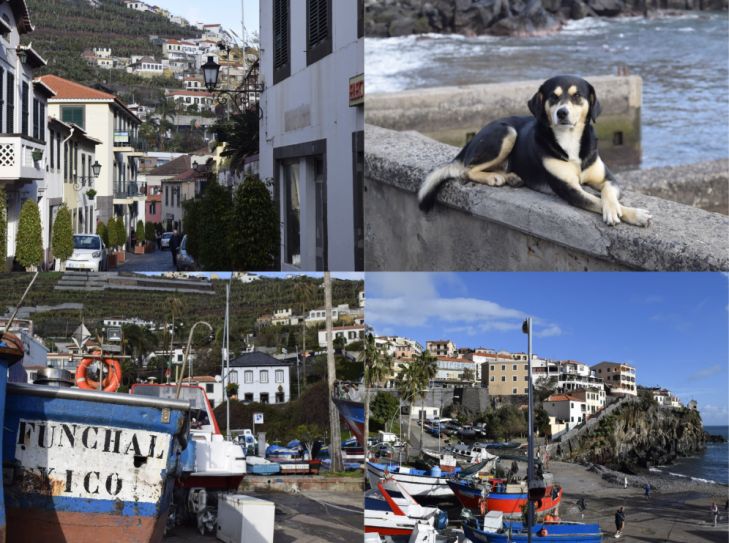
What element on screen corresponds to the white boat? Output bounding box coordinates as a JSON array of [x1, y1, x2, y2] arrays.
[[365, 477, 449, 540], [366, 461, 455, 498]]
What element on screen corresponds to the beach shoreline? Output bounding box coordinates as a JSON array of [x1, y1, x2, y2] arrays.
[[546, 460, 729, 542]]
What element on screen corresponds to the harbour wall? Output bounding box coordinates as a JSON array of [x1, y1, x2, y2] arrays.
[[364, 124, 729, 271], [240, 475, 364, 494], [366, 75, 642, 169]]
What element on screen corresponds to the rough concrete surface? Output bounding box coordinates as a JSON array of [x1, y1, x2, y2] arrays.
[[364, 124, 729, 271]]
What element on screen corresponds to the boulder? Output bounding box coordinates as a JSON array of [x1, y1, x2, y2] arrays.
[[455, 0, 503, 33], [587, 0, 625, 15], [389, 16, 416, 36]]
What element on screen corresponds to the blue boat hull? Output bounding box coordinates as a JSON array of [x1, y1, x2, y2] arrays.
[[2, 383, 190, 543], [463, 520, 603, 543]]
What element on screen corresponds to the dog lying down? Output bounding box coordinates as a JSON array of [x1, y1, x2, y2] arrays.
[[418, 75, 652, 227]]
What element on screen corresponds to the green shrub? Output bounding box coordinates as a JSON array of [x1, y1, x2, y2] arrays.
[[135, 220, 145, 245], [51, 205, 74, 267], [15, 199, 43, 270], [145, 221, 155, 242], [229, 175, 280, 270], [96, 220, 109, 246]]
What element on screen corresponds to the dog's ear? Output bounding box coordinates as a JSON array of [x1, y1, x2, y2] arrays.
[[528, 91, 545, 121], [588, 83, 602, 123]]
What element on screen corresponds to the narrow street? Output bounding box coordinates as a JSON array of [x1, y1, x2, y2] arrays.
[[116, 248, 177, 272]]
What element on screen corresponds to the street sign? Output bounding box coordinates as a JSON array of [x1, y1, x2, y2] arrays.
[[349, 74, 364, 107], [253, 412, 264, 425]]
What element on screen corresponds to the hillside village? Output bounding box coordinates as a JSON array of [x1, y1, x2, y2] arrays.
[[374, 335, 690, 439]]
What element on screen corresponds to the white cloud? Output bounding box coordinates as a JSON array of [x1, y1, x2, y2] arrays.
[[536, 324, 563, 338], [687, 364, 724, 382]]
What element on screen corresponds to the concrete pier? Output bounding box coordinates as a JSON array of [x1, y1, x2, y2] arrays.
[[364, 124, 729, 271], [366, 75, 643, 169]]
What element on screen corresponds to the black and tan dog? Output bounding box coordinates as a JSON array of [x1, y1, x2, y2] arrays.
[[418, 75, 652, 227]]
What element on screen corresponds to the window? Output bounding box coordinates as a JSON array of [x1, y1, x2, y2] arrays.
[[244, 393, 253, 402], [272, 0, 290, 84], [205, 383, 214, 393], [512, 388, 517, 394], [21, 82, 28, 136], [244, 370, 253, 384], [524, 388, 529, 394], [229, 371, 238, 384], [275, 391, 285, 403], [275, 370, 284, 383], [525, 375, 529, 381], [260, 393, 269, 404], [306, 0, 332, 65], [50, 131, 54, 169], [490, 376, 494, 382], [513, 364, 517, 370], [260, 370, 268, 384], [32, 98, 40, 139], [501, 365, 505, 371], [512, 376, 517, 382], [501, 376, 505, 382], [61, 106, 85, 130], [6, 72, 13, 133]]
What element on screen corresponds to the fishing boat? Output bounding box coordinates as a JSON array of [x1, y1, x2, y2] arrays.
[[365, 477, 448, 540], [462, 510, 603, 543], [447, 476, 562, 518], [366, 459, 491, 498], [3, 382, 191, 543]]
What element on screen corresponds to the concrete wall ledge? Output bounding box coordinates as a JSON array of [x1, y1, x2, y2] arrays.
[[364, 124, 729, 271]]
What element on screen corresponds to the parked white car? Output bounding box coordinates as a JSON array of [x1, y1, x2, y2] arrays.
[[64, 234, 107, 271]]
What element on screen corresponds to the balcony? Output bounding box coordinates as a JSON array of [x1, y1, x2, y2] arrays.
[[113, 182, 144, 203], [113, 131, 141, 151], [0, 135, 46, 182]]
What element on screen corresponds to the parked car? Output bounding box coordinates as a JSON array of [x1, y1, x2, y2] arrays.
[[176, 235, 197, 271], [459, 425, 477, 439], [65, 234, 107, 271], [160, 232, 174, 250]]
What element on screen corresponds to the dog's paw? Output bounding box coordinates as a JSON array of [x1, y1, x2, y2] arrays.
[[505, 173, 524, 187], [622, 207, 652, 227], [602, 201, 622, 226], [468, 172, 507, 186]]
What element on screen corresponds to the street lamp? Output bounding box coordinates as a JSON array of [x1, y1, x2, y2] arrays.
[[202, 56, 221, 92], [74, 160, 102, 192], [176, 321, 214, 399], [200, 49, 262, 115]]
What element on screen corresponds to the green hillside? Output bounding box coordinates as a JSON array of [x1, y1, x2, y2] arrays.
[[0, 274, 364, 355], [25, 0, 200, 102]]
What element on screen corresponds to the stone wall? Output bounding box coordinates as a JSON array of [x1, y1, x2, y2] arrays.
[[364, 124, 729, 271]]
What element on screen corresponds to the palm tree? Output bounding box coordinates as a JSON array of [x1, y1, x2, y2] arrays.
[[214, 109, 259, 173], [324, 272, 343, 472], [414, 350, 437, 449], [360, 333, 393, 454], [398, 350, 437, 455]]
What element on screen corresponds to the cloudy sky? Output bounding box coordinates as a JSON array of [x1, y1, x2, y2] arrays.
[[366, 272, 729, 426]]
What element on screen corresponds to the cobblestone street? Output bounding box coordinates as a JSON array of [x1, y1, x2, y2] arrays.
[[117, 248, 176, 272]]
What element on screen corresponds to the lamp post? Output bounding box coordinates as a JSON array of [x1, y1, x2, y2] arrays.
[[523, 317, 534, 543], [74, 160, 102, 192], [201, 53, 262, 115]]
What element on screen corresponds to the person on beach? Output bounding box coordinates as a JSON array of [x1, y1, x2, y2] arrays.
[[711, 502, 719, 527], [644, 483, 651, 497], [615, 506, 625, 538]]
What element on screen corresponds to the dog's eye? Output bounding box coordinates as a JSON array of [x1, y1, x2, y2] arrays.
[[573, 93, 582, 99]]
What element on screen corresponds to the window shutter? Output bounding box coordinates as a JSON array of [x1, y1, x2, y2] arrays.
[[273, 0, 289, 70]]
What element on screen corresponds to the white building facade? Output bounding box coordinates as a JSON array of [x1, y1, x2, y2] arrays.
[[260, 0, 364, 271], [229, 351, 291, 404]]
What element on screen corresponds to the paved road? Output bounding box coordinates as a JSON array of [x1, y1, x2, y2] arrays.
[[117, 247, 176, 272], [164, 490, 362, 543]]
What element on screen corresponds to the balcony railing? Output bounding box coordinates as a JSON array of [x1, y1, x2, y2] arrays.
[[113, 132, 143, 150], [114, 182, 143, 199], [0, 135, 46, 182]]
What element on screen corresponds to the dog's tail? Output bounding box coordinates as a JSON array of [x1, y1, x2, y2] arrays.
[[418, 161, 467, 212]]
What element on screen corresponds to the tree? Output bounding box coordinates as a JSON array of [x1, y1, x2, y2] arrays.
[[226, 382, 239, 399], [0, 186, 7, 271], [96, 220, 109, 247], [144, 221, 155, 243], [229, 176, 279, 270], [295, 423, 324, 460], [186, 179, 232, 270], [370, 392, 400, 433], [463, 367, 475, 382], [15, 199, 43, 270], [106, 217, 119, 251], [121, 324, 158, 365], [214, 109, 259, 173], [360, 332, 393, 451], [324, 272, 343, 472], [51, 205, 74, 270], [135, 220, 145, 246], [115, 217, 128, 250]]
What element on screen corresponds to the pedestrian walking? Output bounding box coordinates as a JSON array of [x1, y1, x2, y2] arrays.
[[711, 502, 719, 527], [170, 229, 180, 269], [614, 506, 625, 538], [624, 476, 628, 489], [643, 483, 651, 497]]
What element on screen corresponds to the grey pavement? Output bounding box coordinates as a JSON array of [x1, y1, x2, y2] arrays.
[[117, 247, 176, 272], [164, 490, 362, 543]]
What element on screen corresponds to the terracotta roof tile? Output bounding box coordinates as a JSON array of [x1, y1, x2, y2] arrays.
[[39, 75, 116, 100]]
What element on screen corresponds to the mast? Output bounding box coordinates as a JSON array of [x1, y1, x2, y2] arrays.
[[524, 317, 534, 543], [224, 280, 231, 440]]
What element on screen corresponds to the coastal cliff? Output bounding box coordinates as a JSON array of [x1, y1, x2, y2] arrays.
[[551, 398, 705, 473], [365, 0, 729, 37]]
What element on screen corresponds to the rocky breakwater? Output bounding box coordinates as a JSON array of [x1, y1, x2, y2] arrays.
[[553, 397, 705, 473], [365, 0, 729, 37]]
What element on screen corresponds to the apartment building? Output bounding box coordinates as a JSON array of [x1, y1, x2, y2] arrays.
[[318, 324, 365, 347], [434, 355, 477, 385], [260, 0, 365, 270], [426, 340, 457, 357], [229, 351, 291, 404], [0, 1, 53, 266], [39, 75, 143, 232], [486, 353, 531, 396], [592, 361, 637, 396]]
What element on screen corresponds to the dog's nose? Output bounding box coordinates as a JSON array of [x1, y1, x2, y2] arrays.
[[557, 108, 569, 120]]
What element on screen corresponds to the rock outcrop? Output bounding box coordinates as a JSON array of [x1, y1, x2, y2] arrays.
[[365, 0, 729, 37], [551, 398, 705, 473]]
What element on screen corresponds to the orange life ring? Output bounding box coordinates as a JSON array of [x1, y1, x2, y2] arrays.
[[75, 355, 122, 392]]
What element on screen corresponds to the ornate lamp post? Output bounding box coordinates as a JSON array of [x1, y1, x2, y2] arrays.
[[74, 160, 102, 193], [201, 52, 262, 115]]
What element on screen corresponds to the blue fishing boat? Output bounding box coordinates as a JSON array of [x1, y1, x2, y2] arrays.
[[332, 382, 365, 445], [463, 511, 602, 542], [3, 382, 190, 543]]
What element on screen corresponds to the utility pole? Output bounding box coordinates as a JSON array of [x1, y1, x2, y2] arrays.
[[225, 280, 231, 441], [325, 272, 343, 472], [524, 317, 535, 543]]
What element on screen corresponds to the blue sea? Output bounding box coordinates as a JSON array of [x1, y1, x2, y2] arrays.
[[650, 425, 728, 485]]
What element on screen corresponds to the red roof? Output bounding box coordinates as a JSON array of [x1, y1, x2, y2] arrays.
[[545, 394, 582, 402], [39, 75, 140, 122]]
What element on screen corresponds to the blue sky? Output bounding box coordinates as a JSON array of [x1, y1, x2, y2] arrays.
[[151, 0, 259, 41], [366, 273, 729, 426]]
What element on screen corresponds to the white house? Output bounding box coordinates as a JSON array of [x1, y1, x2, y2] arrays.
[[162, 39, 198, 60], [543, 394, 586, 428], [435, 356, 477, 383], [318, 325, 365, 348], [40, 75, 143, 231], [260, 0, 364, 271], [127, 57, 163, 78], [167, 90, 214, 112], [93, 47, 112, 59], [0, 1, 53, 268], [592, 361, 637, 396], [229, 351, 291, 404], [183, 375, 224, 408]]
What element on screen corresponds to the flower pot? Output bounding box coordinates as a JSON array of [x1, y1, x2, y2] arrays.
[[116, 250, 126, 264], [134, 244, 145, 255], [106, 254, 117, 269]]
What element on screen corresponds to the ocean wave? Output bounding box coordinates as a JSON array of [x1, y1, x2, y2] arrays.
[[650, 467, 721, 485]]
